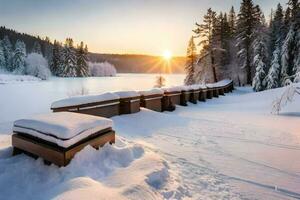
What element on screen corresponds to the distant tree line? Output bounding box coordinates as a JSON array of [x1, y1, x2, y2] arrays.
[[185, 0, 300, 92], [0, 26, 89, 78]]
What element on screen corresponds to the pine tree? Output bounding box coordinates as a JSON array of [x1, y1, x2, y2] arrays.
[[281, 0, 300, 84], [184, 36, 197, 85], [236, 0, 261, 84], [50, 40, 63, 76], [193, 8, 217, 53], [62, 38, 77, 77], [43, 37, 53, 61], [265, 45, 281, 89], [228, 6, 236, 36], [194, 8, 218, 82], [32, 41, 42, 54], [76, 42, 89, 77], [12, 40, 26, 74], [2, 35, 13, 71], [252, 12, 269, 92], [0, 40, 6, 70], [270, 4, 284, 54]]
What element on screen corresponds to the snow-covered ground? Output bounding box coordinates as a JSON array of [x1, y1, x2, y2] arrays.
[[0, 82, 299, 199], [0, 74, 41, 84]]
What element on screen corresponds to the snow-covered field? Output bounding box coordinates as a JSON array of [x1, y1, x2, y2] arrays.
[[0, 79, 299, 199]]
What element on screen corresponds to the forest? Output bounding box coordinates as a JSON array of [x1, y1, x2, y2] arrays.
[[185, 0, 300, 92]]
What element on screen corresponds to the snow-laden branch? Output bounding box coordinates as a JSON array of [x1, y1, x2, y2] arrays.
[[271, 82, 300, 114]]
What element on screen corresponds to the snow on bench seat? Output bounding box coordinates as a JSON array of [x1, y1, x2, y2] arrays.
[[114, 91, 140, 99], [51, 93, 119, 109], [138, 88, 164, 96], [13, 112, 113, 148], [214, 79, 232, 87], [162, 86, 182, 93]]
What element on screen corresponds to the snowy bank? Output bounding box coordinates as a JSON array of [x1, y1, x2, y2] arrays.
[[0, 74, 41, 84]]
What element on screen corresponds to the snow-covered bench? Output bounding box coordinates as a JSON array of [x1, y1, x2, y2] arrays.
[[51, 93, 120, 118], [161, 86, 182, 111], [139, 89, 164, 112], [114, 91, 141, 114], [12, 112, 115, 166]]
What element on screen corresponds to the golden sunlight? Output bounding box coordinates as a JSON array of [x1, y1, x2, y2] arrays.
[[162, 50, 172, 61]]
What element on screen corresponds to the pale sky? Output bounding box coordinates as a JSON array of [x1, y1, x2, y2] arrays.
[[0, 0, 287, 56]]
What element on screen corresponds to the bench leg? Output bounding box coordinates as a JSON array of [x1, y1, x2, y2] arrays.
[[12, 147, 22, 156]]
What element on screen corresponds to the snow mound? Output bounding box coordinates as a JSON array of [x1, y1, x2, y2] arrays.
[[0, 137, 178, 200], [51, 92, 120, 109], [145, 166, 169, 189], [0, 74, 41, 84]]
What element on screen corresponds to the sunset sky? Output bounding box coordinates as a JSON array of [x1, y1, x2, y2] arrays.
[[0, 0, 286, 56]]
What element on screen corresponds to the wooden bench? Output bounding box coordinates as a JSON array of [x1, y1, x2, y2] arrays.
[[51, 93, 120, 118], [12, 112, 115, 166], [139, 89, 164, 112], [114, 91, 141, 115], [162, 87, 182, 111]]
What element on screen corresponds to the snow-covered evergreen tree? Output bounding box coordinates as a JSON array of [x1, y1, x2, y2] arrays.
[[252, 14, 269, 92], [62, 38, 77, 77], [0, 40, 6, 70], [236, 0, 261, 84], [269, 4, 284, 55], [50, 40, 63, 76], [43, 37, 53, 62], [76, 42, 89, 77], [12, 40, 26, 74], [265, 45, 281, 89], [32, 41, 42, 54], [281, 23, 298, 84], [184, 37, 197, 85], [2, 36, 13, 71]]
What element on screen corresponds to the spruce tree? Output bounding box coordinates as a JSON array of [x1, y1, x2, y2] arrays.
[[76, 42, 89, 77], [0, 40, 6, 70], [184, 36, 197, 85], [270, 4, 284, 54], [265, 46, 281, 89], [236, 0, 260, 84], [281, 0, 300, 84], [12, 40, 26, 74], [193, 8, 217, 53], [252, 12, 269, 91], [62, 38, 77, 77], [228, 6, 236, 36], [194, 8, 218, 82], [32, 41, 42, 54], [2, 35, 13, 71], [50, 40, 63, 76]]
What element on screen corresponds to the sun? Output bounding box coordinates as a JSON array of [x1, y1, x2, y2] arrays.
[[162, 50, 172, 61]]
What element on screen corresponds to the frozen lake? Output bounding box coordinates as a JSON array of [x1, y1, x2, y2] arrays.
[[0, 73, 184, 123]]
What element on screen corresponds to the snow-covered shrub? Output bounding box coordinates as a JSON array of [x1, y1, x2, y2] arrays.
[[89, 61, 117, 77], [154, 75, 166, 88], [271, 81, 300, 114], [67, 85, 89, 97], [25, 53, 51, 80]]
